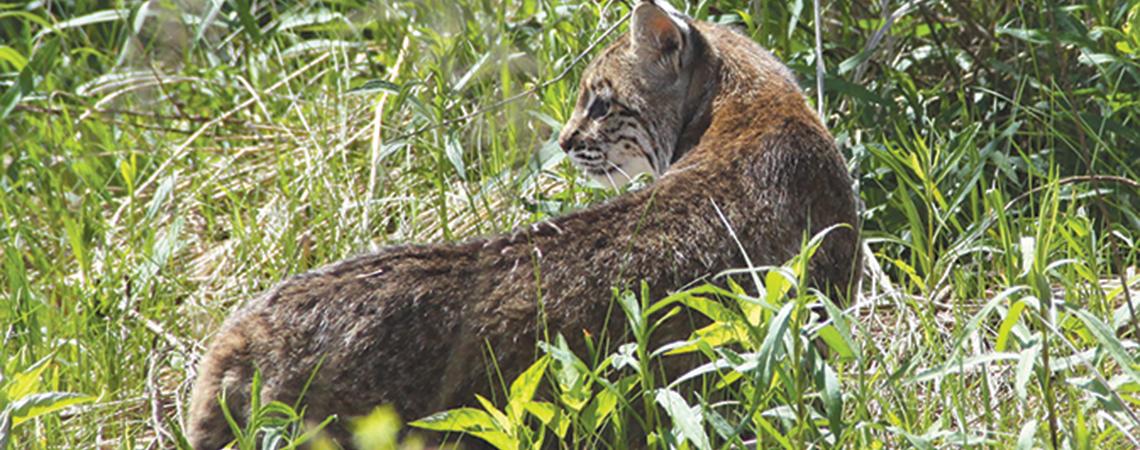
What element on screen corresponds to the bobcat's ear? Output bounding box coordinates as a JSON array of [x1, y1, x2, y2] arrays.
[[630, 1, 689, 61]]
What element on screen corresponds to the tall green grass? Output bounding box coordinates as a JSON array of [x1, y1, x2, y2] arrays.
[[1, 0, 1138, 448]]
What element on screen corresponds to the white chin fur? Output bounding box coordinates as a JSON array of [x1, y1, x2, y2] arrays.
[[590, 156, 657, 188]]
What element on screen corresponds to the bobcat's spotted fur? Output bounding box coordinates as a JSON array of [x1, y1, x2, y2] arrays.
[[187, 2, 860, 448]]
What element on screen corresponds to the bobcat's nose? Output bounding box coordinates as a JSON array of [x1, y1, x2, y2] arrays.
[[558, 127, 578, 152]]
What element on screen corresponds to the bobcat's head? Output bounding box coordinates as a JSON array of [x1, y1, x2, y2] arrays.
[[558, 0, 711, 188]]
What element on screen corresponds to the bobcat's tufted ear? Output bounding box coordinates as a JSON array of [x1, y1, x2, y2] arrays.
[[630, 1, 690, 62]]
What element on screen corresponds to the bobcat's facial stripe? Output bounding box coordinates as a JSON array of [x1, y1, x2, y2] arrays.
[[565, 93, 661, 182], [561, 68, 673, 186]]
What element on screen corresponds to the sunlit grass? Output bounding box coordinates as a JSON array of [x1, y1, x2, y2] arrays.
[[1, 0, 1138, 448]]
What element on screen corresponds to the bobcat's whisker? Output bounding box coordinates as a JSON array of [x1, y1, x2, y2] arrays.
[[603, 167, 619, 188], [607, 160, 636, 185]]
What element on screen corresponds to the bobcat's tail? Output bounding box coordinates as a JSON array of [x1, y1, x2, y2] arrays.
[[186, 329, 254, 450]]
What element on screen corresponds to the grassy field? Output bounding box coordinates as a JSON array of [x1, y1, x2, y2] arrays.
[[2, 0, 1139, 448]]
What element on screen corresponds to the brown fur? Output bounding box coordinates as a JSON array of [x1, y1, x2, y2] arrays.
[[187, 2, 860, 448]]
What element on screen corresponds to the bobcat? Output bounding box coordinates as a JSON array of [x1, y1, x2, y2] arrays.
[[187, 1, 860, 448]]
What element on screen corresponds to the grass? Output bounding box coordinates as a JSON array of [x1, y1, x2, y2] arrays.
[[1, 0, 1139, 448]]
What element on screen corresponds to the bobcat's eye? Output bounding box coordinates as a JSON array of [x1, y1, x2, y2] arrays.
[[587, 97, 610, 120]]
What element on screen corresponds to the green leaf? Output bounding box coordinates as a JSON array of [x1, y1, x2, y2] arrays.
[[0, 11, 52, 30], [673, 294, 735, 322], [411, 401, 520, 449], [523, 401, 554, 424], [282, 39, 362, 57], [886, 426, 936, 450], [0, 38, 61, 122], [838, 49, 874, 75], [445, 134, 467, 180], [6, 355, 53, 401], [277, 9, 345, 31], [34, 9, 130, 39], [1015, 420, 1037, 450], [611, 342, 640, 373], [63, 216, 88, 278], [507, 356, 549, 420], [814, 358, 844, 436], [0, 409, 10, 450], [764, 267, 795, 306], [454, 51, 493, 92], [1018, 236, 1035, 277], [131, 0, 151, 34], [1015, 341, 1040, 401], [474, 394, 510, 431], [539, 337, 590, 408], [524, 401, 568, 438], [468, 430, 515, 450], [1073, 310, 1140, 383], [1068, 377, 1126, 414], [587, 387, 618, 430], [946, 286, 1027, 361], [348, 79, 402, 96], [10, 392, 94, 426], [193, 0, 224, 43], [995, 299, 1029, 352], [910, 352, 1019, 383], [787, 0, 803, 39], [996, 26, 1049, 44], [232, 0, 261, 41], [663, 321, 746, 356], [756, 302, 794, 387], [350, 406, 401, 450], [617, 289, 643, 333], [824, 75, 892, 108], [1127, 3, 1140, 43], [146, 174, 176, 221], [0, 46, 26, 70], [817, 291, 858, 361], [751, 414, 793, 450], [410, 407, 498, 433], [655, 389, 711, 450], [818, 325, 855, 359]]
